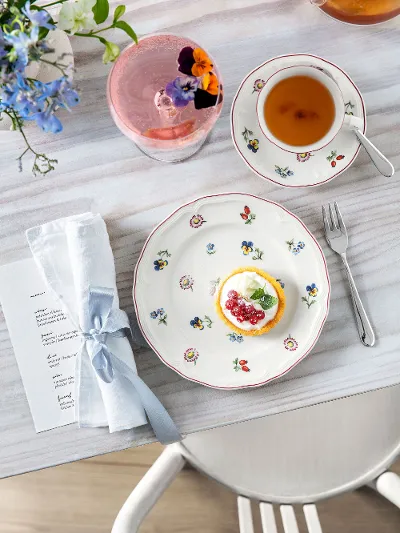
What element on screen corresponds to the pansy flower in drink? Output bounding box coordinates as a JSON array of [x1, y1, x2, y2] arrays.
[[166, 45, 223, 110]]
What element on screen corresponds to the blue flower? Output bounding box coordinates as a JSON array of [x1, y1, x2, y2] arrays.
[[32, 108, 63, 133], [190, 317, 204, 330], [150, 311, 158, 319], [42, 77, 80, 109], [287, 170, 294, 177], [5, 25, 39, 68], [165, 76, 199, 108], [236, 335, 244, 343], [157, 308, 165, 317], [22, 2, 55, 30], [306, 283, 318, 297], [298, 241, 305, 249], [154, 259, 168, 271], [247, 139, 259, 153], [292, 247, 300, 255], [241, 240, 254, 255], [228, 333, 237, 342], [206, 243, 215, 254], [276, 279, 285, 289]]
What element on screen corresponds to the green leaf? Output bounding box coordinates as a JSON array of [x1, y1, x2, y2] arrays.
[[250, 288, 264, 300], [259, 294, 278, 310], [92, 0, 109, 25], [113, 4, 126, 22], [102, 40, 120, 63], [114, 20, 138, 43]]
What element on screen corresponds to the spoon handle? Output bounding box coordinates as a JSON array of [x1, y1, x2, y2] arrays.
[[354, 128, 394, 177]]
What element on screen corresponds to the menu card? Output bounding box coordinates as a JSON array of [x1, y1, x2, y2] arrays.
[[0, 259, 81, 432]]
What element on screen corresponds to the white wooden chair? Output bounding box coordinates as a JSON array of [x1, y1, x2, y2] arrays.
[[112, 384, 400, 533]]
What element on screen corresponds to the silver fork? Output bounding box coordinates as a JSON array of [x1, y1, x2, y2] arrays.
[[322, 202, 375, 347]]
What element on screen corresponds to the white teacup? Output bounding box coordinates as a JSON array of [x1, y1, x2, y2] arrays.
[[256, 65, 363, 153]]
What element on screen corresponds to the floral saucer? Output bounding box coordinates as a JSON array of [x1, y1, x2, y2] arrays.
[[133, 193, 330, 389], [231, 54, 366, 188]]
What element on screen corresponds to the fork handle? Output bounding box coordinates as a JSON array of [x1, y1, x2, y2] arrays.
[[340, 254, 376, 347]]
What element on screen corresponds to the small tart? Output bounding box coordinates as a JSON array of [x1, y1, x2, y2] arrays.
[[216, 267, 285, 336]]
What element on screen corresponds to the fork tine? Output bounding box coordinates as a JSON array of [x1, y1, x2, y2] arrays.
[[322, 205, 331, 232], [329, 203, 338, 230], [334, 202, 346, 233]]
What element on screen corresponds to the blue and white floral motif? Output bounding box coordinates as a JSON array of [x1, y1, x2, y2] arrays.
[[275, 165, 294, 179], [150, 308, 167, 325], [227, 332, 244, 343], [206, 243, 216, 255], [276, 278, 285, 289], [286, 239, 305, 255]]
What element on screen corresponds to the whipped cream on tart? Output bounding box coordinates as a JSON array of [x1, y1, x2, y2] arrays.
[[216, 267, 285, 336]]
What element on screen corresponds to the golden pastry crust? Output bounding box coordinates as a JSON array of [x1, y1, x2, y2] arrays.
[[215, 267, 285, 336]]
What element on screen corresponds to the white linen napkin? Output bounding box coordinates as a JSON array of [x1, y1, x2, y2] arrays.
[[26, 213, 180, 441]]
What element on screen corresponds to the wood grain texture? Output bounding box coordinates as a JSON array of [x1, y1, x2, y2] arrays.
[[0, 0, 399, 478]]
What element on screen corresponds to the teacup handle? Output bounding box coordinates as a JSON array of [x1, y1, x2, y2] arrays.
[[343, 115, 395, 177]]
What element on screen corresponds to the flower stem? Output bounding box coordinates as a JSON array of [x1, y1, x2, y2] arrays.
[[40, 0, 69, 8], [39, 57, 68, 76], [12, 111, 58, 176]]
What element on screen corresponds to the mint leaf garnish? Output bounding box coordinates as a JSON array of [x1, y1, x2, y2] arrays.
[[259, 294, 278, 310], [250, 288, 264, 300]]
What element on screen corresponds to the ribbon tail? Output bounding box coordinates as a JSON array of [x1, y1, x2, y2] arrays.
[[110, 355, 182, 445]]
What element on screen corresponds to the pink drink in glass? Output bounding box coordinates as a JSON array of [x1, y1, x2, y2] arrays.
[[107, 34, 223, 162]]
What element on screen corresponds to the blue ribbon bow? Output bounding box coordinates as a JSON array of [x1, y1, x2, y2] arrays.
[[81, 286, 181, 445]]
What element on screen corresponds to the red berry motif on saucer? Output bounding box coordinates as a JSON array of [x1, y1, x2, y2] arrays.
[[327, 150, 345, 168]]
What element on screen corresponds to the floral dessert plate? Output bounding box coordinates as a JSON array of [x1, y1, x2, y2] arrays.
[[231, 54, 366, 187], [134, 193, 330, 389]]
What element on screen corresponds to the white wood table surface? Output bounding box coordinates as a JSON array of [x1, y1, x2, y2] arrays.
[[0, 0, 399, 479]]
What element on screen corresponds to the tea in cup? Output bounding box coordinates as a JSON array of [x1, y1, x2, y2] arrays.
[[256, 65, 363, 153]]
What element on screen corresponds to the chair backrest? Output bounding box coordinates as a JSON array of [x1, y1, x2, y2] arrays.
[[238, 496, 323, 533]]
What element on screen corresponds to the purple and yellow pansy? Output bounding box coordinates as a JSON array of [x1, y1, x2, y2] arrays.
[[307, 283, 318, 297], [241, 240, 254, 255], [165, 46, 222, 110]]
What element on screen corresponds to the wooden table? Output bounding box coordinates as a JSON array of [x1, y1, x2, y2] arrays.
[[0, 0, 399, 479]]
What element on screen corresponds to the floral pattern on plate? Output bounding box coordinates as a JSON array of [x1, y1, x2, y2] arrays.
[[240, 205, 256, 224], [153, 250, 171, 271], [326, 150, 345, 168], [190, 214, 206, 228], [296, 152, 313, 163], [302, 283, 318, 308], [275, 165, 294, 178], [134, 193, 331, 389], [206, 243, 216, 254], [252, 79, 266, 93], [233, 358, 250, 372], [242, 127, 259, 153], [227, 332, 244, 343], [286, 239, 305, 255], [241, 241, 264, 260], [283, 335, 298, 351], [209, 278, 221, 296], [184, 348, 199, 365], [190, 315, 213, 330], [345, 101, 355, 115], [180, 274, 194, 291], [276, 278, 285, 288], [150, 308, 167, 325]]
